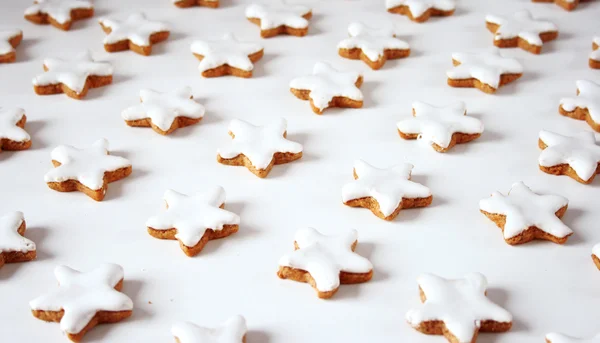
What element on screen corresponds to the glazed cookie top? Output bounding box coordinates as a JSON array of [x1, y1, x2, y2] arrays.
[[25, 0, 93, 24], [385, 0, 456, 16], [546, 333, 600, 343], [539, 130, 600, 182], [486, 10, 558, 46], [406, 273, 512, 343], [479, 181, 572, 239], [245, 3, 311, 30], [447, 49, 523, 88], [121, 87, 205, 131], [99, 13, 169, 46], [146, 187, 240, 248], [0, 29, 22, 54], [44, 139, 132, 191], [32, 51, 113, 94], [172, 315, 247, 343], [278, 228, 373, 292], [29, 263, 133, 334], [560, 80, 600, 123], [397, 101, 483, 149], [190, 33, 263, 73], [0, 211, 35, 254], [342, 159, 431, 217], [289, 62, 363, 111], [0, 107, 30, 143], [218, 118, 303, 170], [338, 22, 410, 62]]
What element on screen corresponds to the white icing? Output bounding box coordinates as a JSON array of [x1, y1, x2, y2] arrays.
[[538, 130, 600, 182], [447, 49, 523, 89], [29, 263, 133, 334], [173, 0, 218, 2], [486, 10, 557, 46], [172, 315, 247, 343], [217, 118, 303, 170], [190, 33, 263, 73], [32, 51, 113, 94], [479, 181, 571, 240], [99, 13, 169, 46], [385, 0, 456, 17], [0, 211, 35, 254], [278, 228, 372, 292], [24, 0, 93, 25], [406, 273, 512, 343], [0, 107, 30, 143], [245, 4, 311, 30], [397, 101, 483, 149], [146, 187, 240, 248], [546, 333, 600, 343], [289, 62, 363, 111], [342, 159, 431, 217], [337, 22, 410, 62], [0, 29, 21, 55], [121, 87, 205, 132], [44, 139, 131, 191], [593, 244, 600, 259], [560, 80, 600, 124]]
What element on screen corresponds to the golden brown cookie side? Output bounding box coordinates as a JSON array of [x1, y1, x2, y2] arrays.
[[25, 7, 94, 30], [387, 5, 454, 23], [338, 47, 410, 70], [193, 50, 263, 78], [148, 225, 239, 257], [34, 67, 112, 100], [592, 254, 600, 270], [0, 114, 32, 151], [101, 25, 169, 56], [290, 76, 363, 114], [125, 116, 202, 135], [397, 129, 481, 153], [248, 12, 312, 38], [0, 32, 22, 63], [559, 103, 600, 132], [174, 0, 219, 7], [344, 196, 432, 221], [538, 138, 600, 184], [0, 221, 36, 265]]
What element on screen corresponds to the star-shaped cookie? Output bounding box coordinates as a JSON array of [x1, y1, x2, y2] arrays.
[[217, 118, 303, 178], [32, 50, 113, 99], [44, 139, 132, 201], [146, 187, 241, 257], [406, 273, 513, 343], [486, 10, 558, 54], [447, 49, 523, 94], [172, 315, 247, 342], [0, 107, 31, 152], [278, 227, 373, 299], [0, 211, 36, 269], [0, 29, 22, 63], [190, 33, 264, 78], [342, 159, 432, 221], [591, 36, 600, 69], [546, 333, 600, 343], [122, 87, 205, 135], [532, 0, 588, 11], [338, 22, 410, 70], [538, 130, 600, 184], [245, 3, 312, 38], [480, 182, 572, 245], [386, 0, 456, 23], [99, 13, 170, 56], [397, 101, 483, 152], [30, 263, 133, 342], [290, 62, 363, 114], [24, 0, 94, 31], [173, 0, 219, 8], [560, 80, 600, 132]]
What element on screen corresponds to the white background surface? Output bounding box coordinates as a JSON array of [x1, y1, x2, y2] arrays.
[[1, 0, 600, 342]]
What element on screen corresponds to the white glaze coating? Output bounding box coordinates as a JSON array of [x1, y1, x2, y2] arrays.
[[245, 4, 311, 30], [99, 13, 169, 46], [546, 333, 600, 343], [593, 244, 600, 259], [560, 80, 600, 124], [479, 181, 571, 240], [385, 0, 456, 17], [447, 49, 523, 89], [338, 22, 409, 62], [121, 87, 205, 132], [278, 228, 372, 292], [146, 187, 240, 248], [539, 130, 600, 182], [342, 159, 431, 217], [29, 263, 133, 334], [289, 62, 363, 111], [32, 51, 113, 94], [24, 0, 93, 25], [406, 273, 512, 343], [217, 118, 303, 170], [0, 107, 30, 143], [190, 33, 263, 73], [0, 29, 21, 55], [173, 0, 218, 2], [44, 139, 131, 191], [0, 211, 35, 254], [172, 315, 247, 343], [486, 10, 557, 46], [397, 101, 483, 149]]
